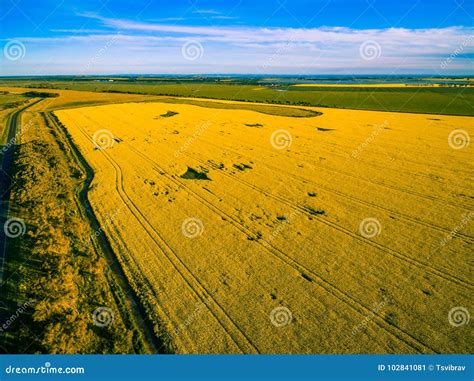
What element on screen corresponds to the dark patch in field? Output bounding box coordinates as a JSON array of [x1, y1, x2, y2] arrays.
[[22, 91, 59, 98], [233, 163, 253, 171], [276, 215, 287, 221], [301, 273, 313, 282], [317, 127, 334, 132], [427, 118, 441, 121], [160, 111, 179, 118], [307, 192, 317, 197], [69, 166, 82, 179], [247, 232, 262, 241], [144, 178, 156, 186], [180, 167, 211, 180], [207, 159, 225, 170], [302, 206, 325, 216], [245, 123, 263, 128], [384, 311, 398, 325]]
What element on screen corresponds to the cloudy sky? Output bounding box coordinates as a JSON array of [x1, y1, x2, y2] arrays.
[[0, 0, 473, 75]]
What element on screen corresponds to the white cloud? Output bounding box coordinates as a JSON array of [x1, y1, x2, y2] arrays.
[[1, 14, 472, 75], [192, 9, 221, 15], [210, 15, 238, 20]]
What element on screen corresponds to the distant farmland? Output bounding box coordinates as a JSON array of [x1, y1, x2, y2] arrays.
[[1, 79, 473, 115]]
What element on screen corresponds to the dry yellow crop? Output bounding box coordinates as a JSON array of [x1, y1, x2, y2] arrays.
[[55, 100, 473, 354]]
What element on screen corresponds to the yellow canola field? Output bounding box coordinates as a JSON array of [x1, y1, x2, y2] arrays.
[[55, 101, 473, 354]]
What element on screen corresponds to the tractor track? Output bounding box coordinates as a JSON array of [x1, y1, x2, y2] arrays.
[[45, 112, 167, 354], [72, 122, 259, 354], [192, 131, 473, 212], [185, 151, 473, 288], [121, 138, 442, 354]]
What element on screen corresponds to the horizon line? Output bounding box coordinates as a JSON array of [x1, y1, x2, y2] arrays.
[[1, 73, 473, 78]]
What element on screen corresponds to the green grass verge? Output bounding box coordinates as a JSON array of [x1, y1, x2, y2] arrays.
[[1, 109, 152, 353]]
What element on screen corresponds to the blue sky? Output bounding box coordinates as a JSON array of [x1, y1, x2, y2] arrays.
[[0, 0, 473, 75]]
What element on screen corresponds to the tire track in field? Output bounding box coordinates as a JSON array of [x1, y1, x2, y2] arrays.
[[311, 135, 473, 178], [194, 132, 473, 211], [55, 113, 178, 325], [125, 143, 440, 354], [74, 124, 259, 354], [191, 150, 473, 242], [179, 131, 473, 237], [44, 112, 168, 353], [271, 164, 472, 241], [185, 152, 473, 289]]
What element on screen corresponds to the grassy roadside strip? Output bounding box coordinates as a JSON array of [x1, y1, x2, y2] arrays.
[[1, 104, 161, 353], [0, 96, 29, 146]]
